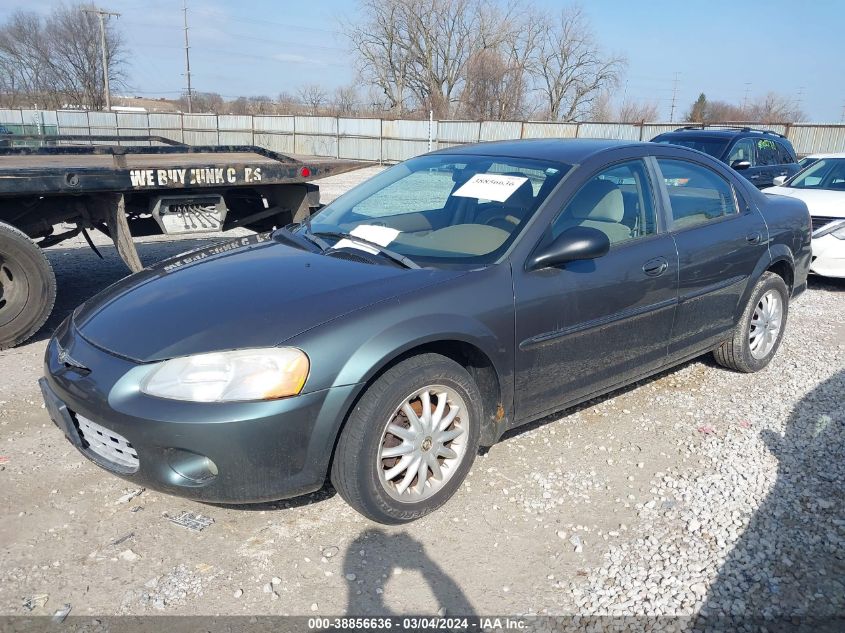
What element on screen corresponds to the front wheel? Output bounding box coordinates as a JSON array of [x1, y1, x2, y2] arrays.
[[330, 353, 482, 524], [713, 272, 789, 373]]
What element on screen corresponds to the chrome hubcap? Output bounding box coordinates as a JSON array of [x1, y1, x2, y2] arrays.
[[377, 385, 469, 503], [749, 289, 783, 359]]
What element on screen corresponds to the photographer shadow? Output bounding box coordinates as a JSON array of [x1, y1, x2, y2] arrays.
[[341, 528, 476, 617], [695, 369, 845, 631]]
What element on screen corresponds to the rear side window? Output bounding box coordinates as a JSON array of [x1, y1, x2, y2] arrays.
[[755, 138, 780, 166], [776, 141, 796, 164], [656, 159, 738, 230]]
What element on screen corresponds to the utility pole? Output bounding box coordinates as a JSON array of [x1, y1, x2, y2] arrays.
[[795, 86, 805, 114], [84, 8, 120, 111], [669, 72, 680, 123], [183, 0, 193, 113], [742, 82, 751, 113]]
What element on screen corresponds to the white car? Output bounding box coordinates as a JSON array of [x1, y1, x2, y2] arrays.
[[764, 156, 845, 278], [772, 152, 845, 186]]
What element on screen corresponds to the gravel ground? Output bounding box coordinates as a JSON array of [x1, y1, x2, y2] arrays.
[[0, 165, 843, 626]]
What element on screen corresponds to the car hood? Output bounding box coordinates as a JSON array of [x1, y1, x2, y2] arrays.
[[73, 236, 462, 363], [763, 187, 845, 218]]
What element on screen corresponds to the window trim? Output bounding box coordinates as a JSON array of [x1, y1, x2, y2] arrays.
[[653, 157, 743, 233]]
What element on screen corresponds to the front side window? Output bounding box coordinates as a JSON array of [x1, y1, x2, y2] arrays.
[[551, 160, 657, 246], [727, 139, 756, 166], [657, 159, 738, 230], [302, 154, 569, 267], [787, 158, 845, 190]]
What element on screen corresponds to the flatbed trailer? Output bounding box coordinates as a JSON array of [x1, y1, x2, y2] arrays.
[[0, 135, 365, 349]]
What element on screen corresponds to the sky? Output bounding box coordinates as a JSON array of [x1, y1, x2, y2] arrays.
[[2, 0, 844, 121]]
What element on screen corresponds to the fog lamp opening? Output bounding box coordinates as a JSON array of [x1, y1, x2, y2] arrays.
[[167, 449, 219, 485]]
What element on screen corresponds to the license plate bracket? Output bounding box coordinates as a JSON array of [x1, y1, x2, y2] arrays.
[[38, 378, 83, 448]]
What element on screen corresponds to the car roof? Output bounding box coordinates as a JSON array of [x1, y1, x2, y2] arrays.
[[654, 128, 790, 142], [427, 138, 648, 164]]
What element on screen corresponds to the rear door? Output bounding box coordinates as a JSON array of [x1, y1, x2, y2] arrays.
[[653, 157, 768, 358], [752, 137, 782, 188], [512, 158, 679, 421], [726, 138, 767, 187]]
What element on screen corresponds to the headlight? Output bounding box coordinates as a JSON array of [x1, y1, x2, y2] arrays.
[[140, 348, 309, 402]]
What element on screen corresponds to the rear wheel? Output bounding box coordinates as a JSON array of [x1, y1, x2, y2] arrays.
[[330, 353, 482, 524], [713, 272, 789, 373], [0, 222, 56, 350]]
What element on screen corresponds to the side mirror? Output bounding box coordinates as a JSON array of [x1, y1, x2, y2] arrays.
[[526, 226, 610, 271], [731, 159, 751, 171], [772, 175, 787, 186]]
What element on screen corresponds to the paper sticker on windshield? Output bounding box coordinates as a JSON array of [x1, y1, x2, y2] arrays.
[[452, 174, 529, 202], [335, 224, 400, 254]]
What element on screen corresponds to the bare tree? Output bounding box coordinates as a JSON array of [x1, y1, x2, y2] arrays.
[[0, 4, 125, 109], [330, 85, 359, 115], [177, 91, 223, 113], [298, 84, 328, 115], [530, 6, 624, 121], [618, 99, 659, 123], [746, 92, 805, 123]]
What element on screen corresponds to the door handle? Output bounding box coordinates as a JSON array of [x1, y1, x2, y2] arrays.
[[749, 174, 761, 179], [643, 257, 669, 277], [746, 232, 762, 244]]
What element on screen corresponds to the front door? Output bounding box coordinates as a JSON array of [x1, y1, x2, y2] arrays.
[[513, 159, 679, 422]]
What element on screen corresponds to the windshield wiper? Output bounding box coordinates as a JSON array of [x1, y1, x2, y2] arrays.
[[274, 224, 330, 253], [312, 231, 421, 269]]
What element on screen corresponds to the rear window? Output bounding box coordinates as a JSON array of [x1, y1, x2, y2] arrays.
[[652, 135, 730, 159]]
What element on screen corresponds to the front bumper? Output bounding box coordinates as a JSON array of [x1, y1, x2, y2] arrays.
[[810, 234, 845, 278], [41, 318, 360, 504]]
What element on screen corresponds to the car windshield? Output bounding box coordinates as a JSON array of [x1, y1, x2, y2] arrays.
[[295, 154, 569, 267], [787, 158, 845, 190], [797, 156, 820, 170], [652, 136, 730, 158]]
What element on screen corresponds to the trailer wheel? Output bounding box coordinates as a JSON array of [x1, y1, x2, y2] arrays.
[[0, 222, 56, 350]]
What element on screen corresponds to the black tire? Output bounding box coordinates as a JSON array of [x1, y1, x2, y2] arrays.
[[713, 272, 789, 373], [0, 222, 56, 350], [330, 353, 482, 524]]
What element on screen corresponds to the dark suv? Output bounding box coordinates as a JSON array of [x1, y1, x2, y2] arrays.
[[651, 126, 800, 188], [0, 125, 12, 148]]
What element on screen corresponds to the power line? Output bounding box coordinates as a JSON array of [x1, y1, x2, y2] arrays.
[[183, 0, 192, 113], [83, 8, 120, 111], [669, 72, 680, 122]]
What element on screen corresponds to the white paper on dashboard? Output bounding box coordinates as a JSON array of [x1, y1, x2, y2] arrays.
[[334, 224, 401, 254], [452, 174, 529, 202]]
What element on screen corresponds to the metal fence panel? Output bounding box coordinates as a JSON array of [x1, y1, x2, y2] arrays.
[[438, 121, 480, 143], [382, 139, 429, 162], [789, 124, 845, 155], [116, 112, 149, 130], [183, 114, 218, 130], [295, 134, 337, 157], [521, 122, 578, 138], [0, 109, 24, 124], [219, 131, 253, 145], [339, 137, 381, 161], [578, 123, 640, 140], [339, 117, 381, 137], [254, 116, 294, 132], [641, 124, 678, 139], [480, 121, 522, 141], [253, 132, 294, 153], [218, 115, 252, 130], [386, 119, 431, 140], [184, 130, 219, 145], [295, 116, 337, 135], [148, 113, 181, 128]]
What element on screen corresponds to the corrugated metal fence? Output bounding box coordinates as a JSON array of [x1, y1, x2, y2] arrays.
[[2, 108, 844, 161]]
